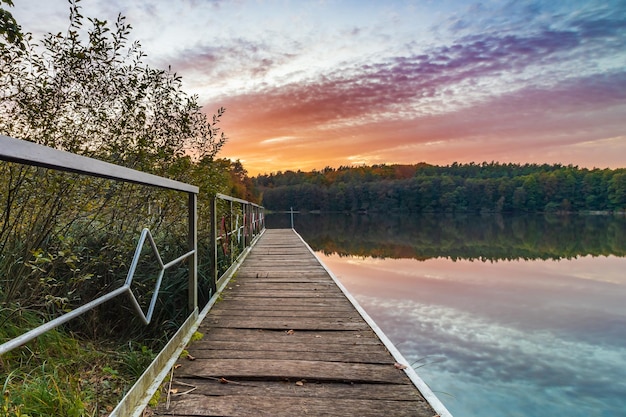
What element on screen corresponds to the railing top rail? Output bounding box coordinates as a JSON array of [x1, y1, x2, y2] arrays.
[[216, 192, 263, 208], [0, 135, 199, 194]]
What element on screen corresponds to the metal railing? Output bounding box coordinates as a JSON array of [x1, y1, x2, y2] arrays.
[[0, 134, 264, 414], [211, 193, 265, 293], [0, 134, 199, 355]]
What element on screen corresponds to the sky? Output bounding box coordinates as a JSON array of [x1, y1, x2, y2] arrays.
[[10, 0, 626, 175]]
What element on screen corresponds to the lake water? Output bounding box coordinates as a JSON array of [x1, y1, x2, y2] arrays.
[[266, 213, 626, 417]]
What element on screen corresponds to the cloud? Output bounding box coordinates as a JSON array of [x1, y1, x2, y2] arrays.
[[211, 3, 625, 127], [259, 136, 301, 145], [218, 63, 626, 173], [360, 296, 626, 412], [11, 0, 625, 174]]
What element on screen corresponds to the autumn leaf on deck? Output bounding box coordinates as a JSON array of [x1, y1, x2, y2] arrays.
[[286, 329, 295, 335], [394, 362, 408, 370]]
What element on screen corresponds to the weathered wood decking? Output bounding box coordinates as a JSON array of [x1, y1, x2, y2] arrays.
[[155, 229, 439, 417]]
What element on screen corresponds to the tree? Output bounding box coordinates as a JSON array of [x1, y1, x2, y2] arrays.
[[1, 0, 225, 172], [608, 172, 626, 209]]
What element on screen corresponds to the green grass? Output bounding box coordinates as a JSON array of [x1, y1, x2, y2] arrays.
[[0, 307, 156, 417]]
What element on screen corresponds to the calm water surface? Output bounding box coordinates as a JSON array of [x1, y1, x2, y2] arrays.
[[268, 213, 626, 417]]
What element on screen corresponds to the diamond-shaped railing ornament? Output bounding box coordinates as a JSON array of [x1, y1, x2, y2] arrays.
[[124, 228, 166, 325]]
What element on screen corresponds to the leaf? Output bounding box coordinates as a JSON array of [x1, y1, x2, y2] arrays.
[[295, 380, 304, 386], [286, 329, 295, 335], [219, 377, 228, 384], [394, 362, 408, 370], [186, 353, 196, 361], [174, 364, 182, 370]]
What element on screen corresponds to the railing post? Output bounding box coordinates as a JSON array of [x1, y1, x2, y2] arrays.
[[229, 200, 234, 265], [187, 192, 198, 313], [246, 203, 252, 246], [210, 194, 218, 296]]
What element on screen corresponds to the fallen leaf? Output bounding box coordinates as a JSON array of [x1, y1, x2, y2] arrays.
[[219, 377, 229, 384], [174, 364, 182, 369], [315, 335, 322, 338], [169, 388, 179, 394], [394, 362, 408, 370], [295, 380, 304, 386], [286, 329, 295, 335], [186, 354, 196, 361]]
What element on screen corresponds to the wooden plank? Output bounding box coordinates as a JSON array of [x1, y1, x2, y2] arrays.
[[185, 348, 394, 364], [208, 302, 356, 312], [167, 379, 425, 401], [162, 394, 433, 417], [176, 358, 409, 384], [204, 316, 369, 331], [208, 309, 366, 318], [197, 328, 380, 344], [229, 282, 341, 288], [216, 297, 357, 308], [224, 286, 344, 294], [188, 340, 385, 354]]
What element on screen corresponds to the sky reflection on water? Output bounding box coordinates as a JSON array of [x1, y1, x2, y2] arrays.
[[318, 254, 626, 417]]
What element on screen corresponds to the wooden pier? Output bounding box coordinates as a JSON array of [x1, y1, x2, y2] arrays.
[[154, 229, 440, 417]]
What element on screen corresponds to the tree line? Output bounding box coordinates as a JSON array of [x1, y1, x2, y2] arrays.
[[255, 163, 626, 213]]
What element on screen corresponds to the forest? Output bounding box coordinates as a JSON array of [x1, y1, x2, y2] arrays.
[[255, 163, 626, 213]]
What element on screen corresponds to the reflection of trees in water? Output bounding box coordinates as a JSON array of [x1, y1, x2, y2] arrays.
[[266, 213, 626, 260]]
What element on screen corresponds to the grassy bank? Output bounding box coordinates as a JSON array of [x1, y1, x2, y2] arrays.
[[1, 307, 155, 417]]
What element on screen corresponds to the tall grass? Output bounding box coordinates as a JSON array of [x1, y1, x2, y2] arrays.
[[0, 307, 157, 416]]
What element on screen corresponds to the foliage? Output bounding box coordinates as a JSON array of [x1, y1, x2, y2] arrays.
[[256, 163, 626, 213], [1, 1, 225, 169]]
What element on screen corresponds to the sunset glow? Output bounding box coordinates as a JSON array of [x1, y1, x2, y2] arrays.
[[12, 0, 626, 174]]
